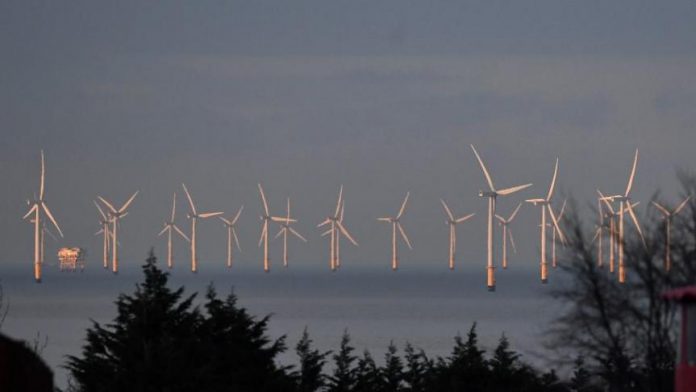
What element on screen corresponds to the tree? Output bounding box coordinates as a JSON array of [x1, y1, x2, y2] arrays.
[[547, 173, 696, 391], [489, 334, 520, 389], [66, 250, 295, 392], [570, 356, 599, 392], [327, 330, 357, 392], [380, 342, 404, 392], [424, 323, 490, 392], [295, 327, 330, 392], [354, 350, 382, 392], [402, 343, 430, 392]]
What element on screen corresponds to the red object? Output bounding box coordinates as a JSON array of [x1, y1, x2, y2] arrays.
[[663, 286, 696, 392]]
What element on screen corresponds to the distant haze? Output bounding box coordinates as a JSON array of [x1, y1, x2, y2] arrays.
[[2, 1, 696, 273]]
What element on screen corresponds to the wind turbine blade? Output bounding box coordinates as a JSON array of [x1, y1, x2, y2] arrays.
[[440, 199, 455, 221], [39, 150, 45, 200], [317, 218, 330, 228], [597, 199, 605, 225], [286, 198, 291, 221], [396, 192, 410, 219], [95, 229, 104, 236], [42, 203, 63, 237], [591, 227, 600, 244], [289, 227, 307, 242], [171, 193, 176, 222], [272, 216, 297, 223], [94, 201, 107, 220], [397, 223, 413, 250], [173, 225, 190, 242], [377, 217, 392, 222], [274, 228, 285, 240], [497, 183, 532, 196], [334, 185, 343, 217], [158, 226, 169, 236], [494, 214, 505, 224], [336, 221, 358, 246], [456, 213, 476, 223], [43, 225, 58, 242], [625, 149, 639, 196], [119, 191, 139, 213], [258, 224, 267, 248], [546, 158, 559, 201], [339, 200, 345, 222], [258, 183, 269, 216], [546, 204, 565, 245], [182, 183, 197, 215], [508, 229, 518, 254], [557, 200, 568, 222], [232, 228, 241, 251], [321, 228, 333, 237], [199, 212, 224, 219], [98, 196, 118, 214], [23, 204, 38, 220], [596, 190, 615, 214], [651, 201, 670, 217], [470, 145, 495, 191], [220, 217, 232, 226], [508, 202, 523, 222], [626, 202, 646, 248], [674, 196, 692, 215], [232, 205, 244, 225]]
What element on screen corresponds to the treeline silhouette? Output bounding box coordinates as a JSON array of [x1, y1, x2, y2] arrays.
[[65, 252, 592, 392]]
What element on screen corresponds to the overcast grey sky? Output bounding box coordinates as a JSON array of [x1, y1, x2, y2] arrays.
[[2, 1, 696, 272]]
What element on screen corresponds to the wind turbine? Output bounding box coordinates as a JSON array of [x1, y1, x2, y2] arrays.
[[98, 191, 138, 274], [470, 145, 532, 291], [181, 184, 223, 273], [525, 158, 565, 283], [440, 199, 475, 270], [23, 150, 63, 282], [652, 196, 691, 272], [318, 186, 358, 271], [274, 199, 307, 267], [377, 192, 412, 271], [598, 150, 646, 283], [495, 203, 522, 270], [94, 201, 112, 269], [257, 183, 290, 272], [220, 206, 243, 269], [158, 193, 190, 269]]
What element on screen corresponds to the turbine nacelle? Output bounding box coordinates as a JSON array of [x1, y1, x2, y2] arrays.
[[479, 191, 497, 198]]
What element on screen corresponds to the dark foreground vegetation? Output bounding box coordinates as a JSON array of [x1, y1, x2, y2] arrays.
[[64, 251, 587, 392]]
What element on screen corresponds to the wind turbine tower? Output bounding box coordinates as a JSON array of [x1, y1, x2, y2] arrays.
[[470, 145, 532, 291]]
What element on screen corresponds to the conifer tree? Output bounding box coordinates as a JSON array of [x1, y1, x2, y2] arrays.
[[328, 330, 357, 392], [295, 327, 330, 392], [381, 341, 404, 392], [354, 350, 382, 392]]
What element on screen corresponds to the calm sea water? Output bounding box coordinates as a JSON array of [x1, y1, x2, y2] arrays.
[[0, 261, 566, 388]]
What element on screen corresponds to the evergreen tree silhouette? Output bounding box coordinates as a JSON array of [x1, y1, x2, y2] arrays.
[[66, 251, 295, 392], [353, 350, 382, 392], [380, 341, 404, 392], [295, 327, 330, 392], [327, 330, 357, 392], [402, 343, 430, 392]]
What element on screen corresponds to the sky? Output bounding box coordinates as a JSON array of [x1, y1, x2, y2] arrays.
[[2, 0, 696, 274]]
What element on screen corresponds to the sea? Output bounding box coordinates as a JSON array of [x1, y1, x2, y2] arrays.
[[0, 261, 567, 389]]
